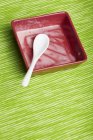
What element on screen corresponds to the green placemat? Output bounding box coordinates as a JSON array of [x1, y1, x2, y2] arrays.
[[0, 0, 93, 140]]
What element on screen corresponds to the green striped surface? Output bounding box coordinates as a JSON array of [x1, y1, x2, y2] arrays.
[[0, 0, 93, 139]]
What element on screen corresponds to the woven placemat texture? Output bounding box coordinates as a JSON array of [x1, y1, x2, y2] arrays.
[[0, 0, 93, 140]]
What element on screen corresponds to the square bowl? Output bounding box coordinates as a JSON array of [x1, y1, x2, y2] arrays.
[[11, 12, 87, 73]]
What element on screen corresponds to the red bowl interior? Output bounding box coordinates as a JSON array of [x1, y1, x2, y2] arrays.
[[11, 12, 87, 71]]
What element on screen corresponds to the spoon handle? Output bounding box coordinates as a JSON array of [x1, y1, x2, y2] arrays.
[[22, 59, 36, 87]]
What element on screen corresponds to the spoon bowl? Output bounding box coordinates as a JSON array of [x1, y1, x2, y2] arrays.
[[33, 34, 49, 59]]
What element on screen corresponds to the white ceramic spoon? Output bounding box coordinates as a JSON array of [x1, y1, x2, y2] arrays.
[[22, 34, 49, 87]]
